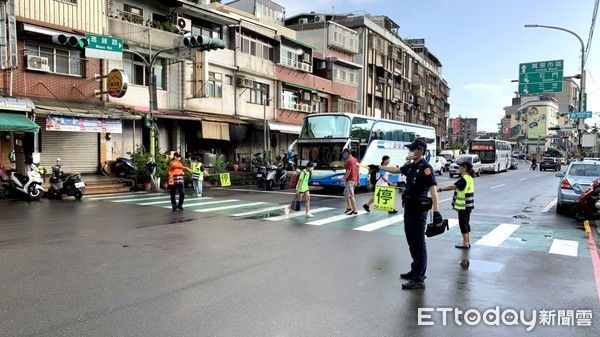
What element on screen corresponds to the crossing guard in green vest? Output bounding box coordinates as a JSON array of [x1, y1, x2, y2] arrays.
[[437, 160, 475, 249], [191, 158, 209, 197]]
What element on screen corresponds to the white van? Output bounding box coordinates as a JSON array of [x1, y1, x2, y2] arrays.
[[448, 154, 482, 177]]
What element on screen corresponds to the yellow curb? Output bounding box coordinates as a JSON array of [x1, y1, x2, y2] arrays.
[[584, 220, 591, 233]]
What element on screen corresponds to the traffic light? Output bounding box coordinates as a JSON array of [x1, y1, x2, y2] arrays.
[[52, 34, 88, 48], [548, 126, 560, 131], [183, 35, 225, 50], [144, 113, 154, 129]]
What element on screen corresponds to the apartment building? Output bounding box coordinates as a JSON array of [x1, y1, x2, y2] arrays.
[[447, 117, 477, 146], [286, 13, 450, 147]]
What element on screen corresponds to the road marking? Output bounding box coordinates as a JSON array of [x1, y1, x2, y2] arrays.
[[86, 192, 147, 200], [548, 239, 579, 257], [447, 218, 459, 229], [475, 223, 520, 247], [161, 199, 238, 209], [534, 174, 542, 177], [195, 202, 265, 213], [583, 220, 600, 301], [490, 184, 505, 190], [212, 187, 345, 199], [306, 210, 367, 226], [232, 206, 287, 217], [519, 178, 527, 181], [353, 214, 404, 232], [440, 197, 452, 203], [265, 207, 333, 221], [139, 197, 214, 206], [542, 198, 557, 213], [113, 195, 168, 202]]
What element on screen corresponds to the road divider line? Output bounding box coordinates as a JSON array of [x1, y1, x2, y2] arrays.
[[162, 199, 238, 209], [440, 197, 452, 203], [232, 206, 287, 217], [354, 215, 404, 232], [266, 207, 332, 221], [542, 198, 557, 213], [490, 184, 505, 190], [519, 178, 527, 181], [475, 223, 520, 247], [307, 210, 367, 226], [195, 202, 265, 213], [548, 239, 579, 257]]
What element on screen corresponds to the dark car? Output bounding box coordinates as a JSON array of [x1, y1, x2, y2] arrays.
[[540, 157, 561, 171]]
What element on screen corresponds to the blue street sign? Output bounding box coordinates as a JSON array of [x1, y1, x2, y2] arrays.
[[569, 111, 592, 119]]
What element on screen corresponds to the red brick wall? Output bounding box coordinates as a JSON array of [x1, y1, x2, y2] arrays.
[[1, 40, 102, 103]]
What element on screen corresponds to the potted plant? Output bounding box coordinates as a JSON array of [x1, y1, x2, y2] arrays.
[[132, 144, 151, 190], [155, 150, 170, 190]]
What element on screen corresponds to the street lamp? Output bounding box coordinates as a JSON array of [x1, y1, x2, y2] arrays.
[[524, 24, 586, 158]]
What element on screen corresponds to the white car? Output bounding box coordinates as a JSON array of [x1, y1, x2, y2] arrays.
[[433, 156, 447, 175], [449, 154, 482, 177]]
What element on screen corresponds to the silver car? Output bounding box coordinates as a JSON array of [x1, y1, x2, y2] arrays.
[[555, 160, 600, 215]]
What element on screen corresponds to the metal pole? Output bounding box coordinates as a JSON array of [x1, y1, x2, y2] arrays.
[[263, 93, 267, 159], [524, 24, 585, 159]]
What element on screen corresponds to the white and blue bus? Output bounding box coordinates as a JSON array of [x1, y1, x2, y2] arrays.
[[468, 139, 512, 173], [289, 113, 437, 188]]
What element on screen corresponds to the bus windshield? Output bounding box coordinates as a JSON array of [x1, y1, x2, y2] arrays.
[[297, 142, 346, 170], [470, 140, 496, 163], [300, 115, 351, 139]]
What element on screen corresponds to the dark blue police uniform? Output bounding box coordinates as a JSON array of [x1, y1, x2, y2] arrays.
[[400, 157, 437, 282]]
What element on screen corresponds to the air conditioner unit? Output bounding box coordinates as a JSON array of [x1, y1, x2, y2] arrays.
[[299, 62, 311, 72], [314, 15, 325, 23], [236, 76, 254, 88], [174, 15, 192, 33], [298, 18, 308, 24], [303, 92, 312, 101], [26, 55, 50, 72], [317, 61, 327, 70], [302, 53, 310, 63]]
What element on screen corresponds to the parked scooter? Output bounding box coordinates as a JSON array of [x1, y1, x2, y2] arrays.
[[48, 158, 85, 200], [265, 162, 287, 190], [0, 163, 44, 200], [114, 157, 135, 177], [571, 178, 600, 221], [282, 150, 297, 171], [256, 164, 268, 187]]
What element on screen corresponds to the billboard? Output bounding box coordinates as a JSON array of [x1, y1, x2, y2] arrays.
[[525, 106, 547, 139]]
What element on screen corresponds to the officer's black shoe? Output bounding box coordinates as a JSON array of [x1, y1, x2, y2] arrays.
[[172, 208, 177, 212], [399, 272, 414, 280], [388, 209, 398, 214], [402, 280, 425, 290], [177, 206, 184, 211], [363, 204, 370, 212]]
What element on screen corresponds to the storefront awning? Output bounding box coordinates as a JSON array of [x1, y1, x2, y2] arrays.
[[32, 99, 141, 120], [268, 121, 302, 134], [283, 82, 316, 92], [0, 112, 40, 132]]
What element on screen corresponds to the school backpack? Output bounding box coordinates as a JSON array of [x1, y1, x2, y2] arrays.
[[369, 168, 378, 186], [290, 172, 300, 189]]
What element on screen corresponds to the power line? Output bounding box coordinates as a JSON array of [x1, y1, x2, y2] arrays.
[[585, 0, 599, 63]]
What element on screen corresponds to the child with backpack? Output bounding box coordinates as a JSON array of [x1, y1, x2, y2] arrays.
[[285, 162, 314, 217], [363, 155, 398, 214]]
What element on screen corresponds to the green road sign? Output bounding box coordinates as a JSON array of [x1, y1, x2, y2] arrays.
[[569, 111, 592, 119], [85, 33, 123, 61], [518, 59, 563, 95]]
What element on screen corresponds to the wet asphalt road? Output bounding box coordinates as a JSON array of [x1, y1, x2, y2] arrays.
[[0, 162, 599, 337]]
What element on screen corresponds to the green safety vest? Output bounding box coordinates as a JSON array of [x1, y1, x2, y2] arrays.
[[192, 162, 204, 181], [452, 174, 474, 211]]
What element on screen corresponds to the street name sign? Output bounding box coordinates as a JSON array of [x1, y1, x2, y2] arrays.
[[85, 34, 123, 61], [569, 111, 592, 119], [518, 59, 563, 95]]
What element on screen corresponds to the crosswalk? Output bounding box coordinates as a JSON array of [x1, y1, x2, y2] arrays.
[[86, 192, 591, 258]]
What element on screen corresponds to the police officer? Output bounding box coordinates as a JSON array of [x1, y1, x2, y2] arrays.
[[370, 139, 442, 290]]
